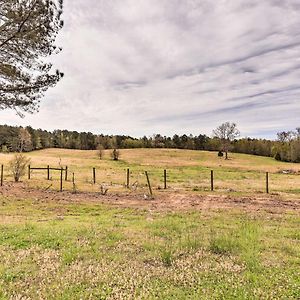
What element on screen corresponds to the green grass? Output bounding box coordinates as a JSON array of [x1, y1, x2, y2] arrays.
[[0, 148, 300, 297], [0, 195, 299, 299]]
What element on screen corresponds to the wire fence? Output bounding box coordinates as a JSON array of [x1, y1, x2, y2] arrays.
[[1, 163, 300, 196]]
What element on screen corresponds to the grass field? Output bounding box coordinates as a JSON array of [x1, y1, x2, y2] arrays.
[[0, 149, 299, 299], [1, 148, 300, 195], [0, 192, 299, 299]]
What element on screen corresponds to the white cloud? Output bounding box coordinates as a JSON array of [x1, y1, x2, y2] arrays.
[[1, 0, 300, 138]]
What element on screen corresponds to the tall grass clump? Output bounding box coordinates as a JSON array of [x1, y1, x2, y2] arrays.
[[209, 220, 261, 272], [209, 232, 240, 255], [238, 221, 261, 272], [160, 244, 174, 267]]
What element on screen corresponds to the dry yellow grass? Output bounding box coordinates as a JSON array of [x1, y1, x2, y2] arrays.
[[1, 148, 300, 195]]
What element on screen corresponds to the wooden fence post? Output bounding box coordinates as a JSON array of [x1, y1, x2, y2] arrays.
[[145, 171, 153, 197], [28, 165, 31, 180], [266, 172, 269, 194], [1, 165, 3, 187], [72, 172, 76, 193], [65, 166, 68, 181], [164, 169, 167, 189], [60, 168, 63, 192], [126, 168, 130, 188], [211, 170, 214, 191], [93, 167, 96, 184], [47, 165, 50, 180]]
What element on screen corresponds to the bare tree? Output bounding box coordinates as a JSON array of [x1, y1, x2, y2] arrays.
[[213, 122, 240, 159], [97, 144, 104, 160], [18, 127, 32, 152], [9, 153, 30, 182], [277, 131, 294, 143]]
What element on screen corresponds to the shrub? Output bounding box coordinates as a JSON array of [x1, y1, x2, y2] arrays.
[[274, 152, 281, 161], [9, 153, 30, 182], [111, 148, 120, 161]]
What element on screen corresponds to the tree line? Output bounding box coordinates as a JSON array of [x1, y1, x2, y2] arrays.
[[0, 124, 299, 163]]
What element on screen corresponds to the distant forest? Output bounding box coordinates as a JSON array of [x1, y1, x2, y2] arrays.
[[0, 124, 300, 163]]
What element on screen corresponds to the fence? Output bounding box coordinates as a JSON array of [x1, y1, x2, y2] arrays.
[[0, 163, 276, 195]]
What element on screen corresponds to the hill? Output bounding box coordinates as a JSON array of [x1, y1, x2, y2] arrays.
[[1, 148, 300, 195]]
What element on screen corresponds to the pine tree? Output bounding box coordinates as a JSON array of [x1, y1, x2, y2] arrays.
[[0, 0, 64, 115]]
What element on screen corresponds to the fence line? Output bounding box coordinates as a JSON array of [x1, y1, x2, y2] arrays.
[[0, 163, 276, 195]]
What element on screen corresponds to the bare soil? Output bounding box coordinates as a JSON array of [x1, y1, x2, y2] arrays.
[[1, 182, 300, 215]]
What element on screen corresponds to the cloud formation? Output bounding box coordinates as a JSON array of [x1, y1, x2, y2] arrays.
[[1, 0, 300, 138]]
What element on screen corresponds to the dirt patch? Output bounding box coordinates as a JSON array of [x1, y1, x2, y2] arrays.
[[0, 182, 299, 214]]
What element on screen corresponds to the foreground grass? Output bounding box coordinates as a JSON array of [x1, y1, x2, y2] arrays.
[[0, 195, 299, 299]]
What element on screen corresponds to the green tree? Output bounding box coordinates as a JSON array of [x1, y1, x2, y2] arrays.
[[0, 0, 64, 115]]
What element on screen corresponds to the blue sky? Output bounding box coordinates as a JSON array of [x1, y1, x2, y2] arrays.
[[1, 0, 300, 138]]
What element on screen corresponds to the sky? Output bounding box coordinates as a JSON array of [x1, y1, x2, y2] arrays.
[[1, 0, 300, 139]]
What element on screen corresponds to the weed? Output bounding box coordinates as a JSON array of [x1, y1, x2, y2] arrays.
[[160, 247, 174, 267], [209, 233, 240, 255]]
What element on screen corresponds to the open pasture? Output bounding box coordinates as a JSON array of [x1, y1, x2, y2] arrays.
[[0, 149, 299, 299], [1, 148, 300, 196]]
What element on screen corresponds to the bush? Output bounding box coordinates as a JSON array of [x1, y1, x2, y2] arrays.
[[9, 153, 30, 182], [274, 152, 281, 161], [111, 149, 120, 161]]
